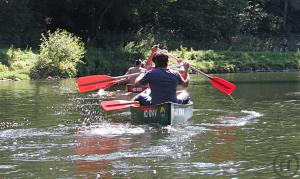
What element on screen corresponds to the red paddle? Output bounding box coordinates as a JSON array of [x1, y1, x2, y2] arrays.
[[100, 88, 150, 111], [167, 53, 236, 95], [191, 67, 236, 95], [77, 73, 140, 92], [100, 100, 140, 111]]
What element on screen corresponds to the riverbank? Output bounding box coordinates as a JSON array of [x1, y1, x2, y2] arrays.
[[1, 47, 299, 80], [172, 50, 300, 73], [79, 49, 300, 75]]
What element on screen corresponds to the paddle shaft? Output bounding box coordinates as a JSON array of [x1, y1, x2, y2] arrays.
[[79, 72, 140, 87], [167, 53, 211, 78], [166, 52, 236, 95], [190, 66, 211, 78]]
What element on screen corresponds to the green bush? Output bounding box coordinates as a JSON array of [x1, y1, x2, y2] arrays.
[[30, 29, 85, 79], [0, 62, 9, 72], [6, 47, 38, 74], [0, 47, 38, 80]]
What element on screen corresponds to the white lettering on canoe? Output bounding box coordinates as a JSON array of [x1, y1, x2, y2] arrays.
[[144, 109, 157, 118], [133, 88, 143, 92], [174, 108, 185, 116]]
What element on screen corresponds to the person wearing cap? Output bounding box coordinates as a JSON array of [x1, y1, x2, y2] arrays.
[[134, 51, 190, 106], [280, 38, 288, 52]]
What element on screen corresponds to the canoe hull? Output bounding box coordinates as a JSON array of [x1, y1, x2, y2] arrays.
[[130, 102, 193, 125]]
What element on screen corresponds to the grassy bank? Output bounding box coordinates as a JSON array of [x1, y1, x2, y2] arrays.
[[1, 47, 299, 80], [171, 49, 300, 73], [78, 48, 300, 76]]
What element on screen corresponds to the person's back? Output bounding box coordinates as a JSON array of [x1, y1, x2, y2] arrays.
[[135, 50, 190, 105], [125, 59, 146, 84], [139, 68, 181, 104]]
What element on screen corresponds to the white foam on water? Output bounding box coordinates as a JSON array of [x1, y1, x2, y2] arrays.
[[286, 91, 300, 96], [284, 100, 299, 102], [158, 160, 241, 176], [73, 124, 207, 163], [78, 123, 145, 137], [0, 129, 53, 139], [221, 110, 263, 126], [96, 89, 110, 96], [202, 110, 263, 127], [95, 89, 125, 97], [241, 110, 263, 119], [72, 151, 138, 161], [0, 126, 70, 139], [163, 125, 208, 136], [0, 165, 17, 169]]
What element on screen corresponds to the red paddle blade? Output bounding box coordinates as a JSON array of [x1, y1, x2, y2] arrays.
[[77, 75, 128, 92], [100, 100, 140, 111], [210, 77, 236, 95]]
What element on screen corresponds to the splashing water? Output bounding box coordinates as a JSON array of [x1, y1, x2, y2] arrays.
[[78, 123, 145, 137]]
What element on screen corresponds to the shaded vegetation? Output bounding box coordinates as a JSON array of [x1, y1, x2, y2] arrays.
[[1, 0, 300, 50], [1, 0, 300, 79], [1, 44, 299, 80]]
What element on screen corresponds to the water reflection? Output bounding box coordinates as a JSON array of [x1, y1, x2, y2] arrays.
[[74, 124, 146, 178], [72, 123, 206, 178], [208, 116, 238, 162], [74, 134, 127, 177]]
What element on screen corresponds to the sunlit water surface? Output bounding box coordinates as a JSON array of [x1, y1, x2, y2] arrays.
[[0, 72, 299, 178]]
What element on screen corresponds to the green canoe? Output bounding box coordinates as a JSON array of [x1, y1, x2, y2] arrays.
[[130, 101, 193, 125]]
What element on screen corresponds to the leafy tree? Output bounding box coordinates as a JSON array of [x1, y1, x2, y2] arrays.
[[0, 0, 300, 49], [30, 29, 85, 79], [239, 0, 283, 35], [161, 0, 247, 42], [240, 0, 300, 35]]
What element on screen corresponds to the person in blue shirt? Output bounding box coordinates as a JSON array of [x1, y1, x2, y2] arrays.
[[134, 50, 190, 105]]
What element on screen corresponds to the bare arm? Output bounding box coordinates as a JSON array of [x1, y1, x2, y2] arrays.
[[146, 45, 159, 66], [134, 72, 146, 87]]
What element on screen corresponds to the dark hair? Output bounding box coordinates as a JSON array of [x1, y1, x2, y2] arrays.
[[153, 51, 168, 67], [135, 59, 142, 66]]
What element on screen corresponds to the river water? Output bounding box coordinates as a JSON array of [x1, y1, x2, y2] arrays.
[[0, 72, 299, 178]]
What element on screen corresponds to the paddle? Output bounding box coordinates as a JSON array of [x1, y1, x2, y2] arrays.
[[77, 72, 140, 93], [167, 53, 236, 95], [100, 88, 151, 111], [190, 67, 236, 95], [100, 100, 140, 111]]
